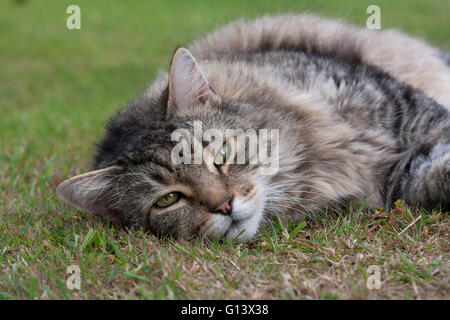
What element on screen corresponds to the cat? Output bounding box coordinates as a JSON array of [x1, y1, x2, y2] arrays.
[[56, 14, 450, 241]]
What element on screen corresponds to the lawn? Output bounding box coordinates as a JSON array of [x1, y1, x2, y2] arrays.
[[0, 0, 449, 299]]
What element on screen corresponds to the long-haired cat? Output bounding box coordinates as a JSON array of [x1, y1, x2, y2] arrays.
[[57, 14, 450, 240]]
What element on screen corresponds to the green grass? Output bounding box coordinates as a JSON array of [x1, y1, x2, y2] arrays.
[[1, 0, 449, 299]]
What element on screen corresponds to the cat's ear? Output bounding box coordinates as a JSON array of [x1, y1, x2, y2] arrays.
[[56, 166, 121, 216], [167, 47, 220, 116]]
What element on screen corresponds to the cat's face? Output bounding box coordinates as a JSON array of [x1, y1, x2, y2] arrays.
[[138, 116, 268, 240], [57, 48, 275, 241]]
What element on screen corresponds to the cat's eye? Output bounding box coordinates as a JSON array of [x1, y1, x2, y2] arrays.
[[155, 192, 180, 208], [214, 144, 228, 166]]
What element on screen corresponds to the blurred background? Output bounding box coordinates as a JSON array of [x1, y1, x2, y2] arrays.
[[1, 0, 449, 207]]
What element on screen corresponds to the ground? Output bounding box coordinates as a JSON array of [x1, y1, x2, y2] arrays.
[[0, 0, 449, 299]]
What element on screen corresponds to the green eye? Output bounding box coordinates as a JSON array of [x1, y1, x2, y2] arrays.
[[155, 192, 180, 208], [214, 144, 228, 166]]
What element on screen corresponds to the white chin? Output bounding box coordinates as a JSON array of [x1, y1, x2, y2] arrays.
[[225, 196, 265, 241], [225, 220, 258, 241], [225, 208, 264, 241], [206, 196, 266, 241], [206, 210, 263, 241], [205, 214, 233, 238]]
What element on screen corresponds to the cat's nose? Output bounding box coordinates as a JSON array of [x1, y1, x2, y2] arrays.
[[213, 196, 233, 215]]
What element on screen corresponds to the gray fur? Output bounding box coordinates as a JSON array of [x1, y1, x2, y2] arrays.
[[440, 50, 450, 66], [57, 14, 450, 240]]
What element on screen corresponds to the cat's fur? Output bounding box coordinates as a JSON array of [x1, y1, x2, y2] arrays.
[[57, 14, 450, 240]]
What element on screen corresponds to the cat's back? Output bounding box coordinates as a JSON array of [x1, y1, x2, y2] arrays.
[[189, 13, 450, 109]]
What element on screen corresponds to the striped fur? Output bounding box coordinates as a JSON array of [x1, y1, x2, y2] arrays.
[[57, 14, 450, 240]]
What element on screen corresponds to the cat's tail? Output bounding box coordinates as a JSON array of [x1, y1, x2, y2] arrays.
[[189, 13, 450, 109]]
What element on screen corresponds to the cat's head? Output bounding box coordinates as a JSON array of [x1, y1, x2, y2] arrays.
[[57, 48, 278, 241]]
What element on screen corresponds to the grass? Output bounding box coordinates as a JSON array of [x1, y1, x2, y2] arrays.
[[0, 0, 449, 299]]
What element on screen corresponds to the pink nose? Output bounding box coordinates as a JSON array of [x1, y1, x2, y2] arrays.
[[214, 196, 233, 215]]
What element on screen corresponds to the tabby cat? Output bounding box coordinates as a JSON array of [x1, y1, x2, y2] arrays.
[[57, 14, 450, 240]]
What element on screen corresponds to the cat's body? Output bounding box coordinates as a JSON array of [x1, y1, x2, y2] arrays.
[[57, 14, 450, 240]]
